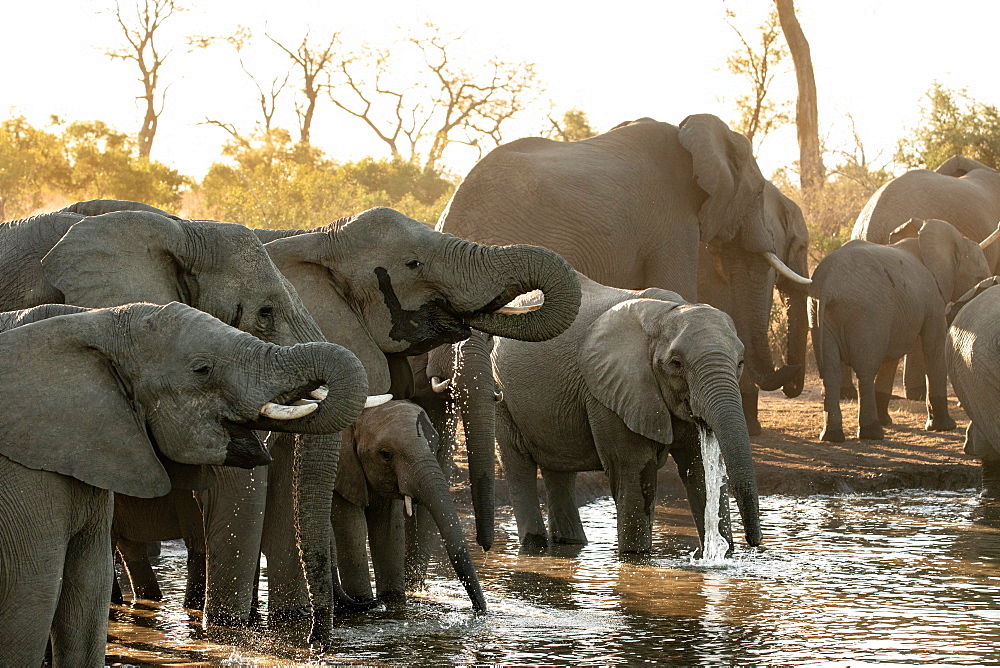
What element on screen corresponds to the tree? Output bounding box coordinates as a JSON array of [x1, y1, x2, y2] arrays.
[[546, 108, 598, 142], [328, 23, 542, 171], [0, 117, 70, 219], [775, 0, 824, 190], [268, 31, 341, 145], [105, 0, 184, 158], [896, 83, 1000, 171], [725, 8, 791, 154]]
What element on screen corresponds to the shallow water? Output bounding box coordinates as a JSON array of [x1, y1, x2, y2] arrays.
[[107, 490, 1000, 666]]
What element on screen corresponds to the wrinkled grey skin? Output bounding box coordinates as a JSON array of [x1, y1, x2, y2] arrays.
[[0, 201, 368, 636], [332, 400, 487, 611], [698, 182, 810, 435], [947, 280, 1000, 497], [852, 156, 1000, 400], [811, 218, 990, 442], [0, 302, 367, 668], [252, 206, 581, 641], [493, 273, 761, 554]]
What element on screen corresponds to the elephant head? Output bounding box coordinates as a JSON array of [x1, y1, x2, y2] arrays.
[[336, 400, 487, 611], [579, 297, 762, 548], [0, 302, 368, 497], [677, 115, 810, 396], [889, 218, 992, 302], [262, 207, 583, 394]]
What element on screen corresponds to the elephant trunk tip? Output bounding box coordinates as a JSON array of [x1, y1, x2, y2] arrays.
[[756, 363, 802, 392]]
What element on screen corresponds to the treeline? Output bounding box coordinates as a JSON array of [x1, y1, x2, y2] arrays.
[[0, 117, 455, 227]]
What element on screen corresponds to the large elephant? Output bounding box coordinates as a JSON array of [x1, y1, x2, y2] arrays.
[[811, 218, 990, 442], [250, 206, 581, 639], [492, 273, 761, 554], [332, 400, 487, 611], [0, 202, 382, 636], [698, 181, 810, 435], [0, 301, 367, 668], [947, 278, 1000, 496]]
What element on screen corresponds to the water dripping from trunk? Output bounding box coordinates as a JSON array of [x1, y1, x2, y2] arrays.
[[694, 425, 731, 565]]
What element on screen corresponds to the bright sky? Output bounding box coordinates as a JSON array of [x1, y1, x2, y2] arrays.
[[3, 1, 999, 182]]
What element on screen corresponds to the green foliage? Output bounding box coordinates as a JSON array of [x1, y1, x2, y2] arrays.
[[546, 109, 598, 142], [195, 129, 455, 228], [896, 83, 1000, 171], [0, 117, 70, 219]]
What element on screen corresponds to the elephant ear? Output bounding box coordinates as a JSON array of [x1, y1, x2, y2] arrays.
[[41, 211, 188, 308], [917, 219, 962, 302], [935, 155, 993, 177], [678, 114, 770, 252], [264, 234, 391, 394], [888, 218, 923, 244], [580, 299, 680, 444], [0, 311, 170, 497], [58, 198, 180, 220], [335, 423, 369, 507]]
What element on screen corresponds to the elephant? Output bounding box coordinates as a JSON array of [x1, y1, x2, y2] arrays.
[[698, 181, 810, 435], [0, 301, 368, 668], [0, 201, 385, 635], [436, 115, 810, 526], [491, 273, 762, 554], [331, 399, 487, 611], [851, 156, 1000, 400], [810, 218, 990, 442], [947, 278, 1000, 496]]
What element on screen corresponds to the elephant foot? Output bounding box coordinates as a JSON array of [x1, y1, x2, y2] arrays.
[[268, 606, 312, 626], [927, 417, 957, 432], [551, 533, 588, 546], [875, 392, 893, 426], [334, 595, 380, 615], [746, 417, 763, 437], [982, 460, 1000, 499], [204, 610, 257, 629], [377, 591, 407, 608], [820, 426, 845, 443], [857, 423, 884, 440], [519, 532, 548, 554]]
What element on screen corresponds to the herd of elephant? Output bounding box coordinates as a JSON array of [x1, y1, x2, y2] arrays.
[[2, 112, 1000, 666]]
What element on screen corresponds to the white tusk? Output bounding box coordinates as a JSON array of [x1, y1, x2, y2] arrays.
[[431, 376, 452, 393], [365, 393, 393, 408], [404, 495, 413, 517], [494, 389, 504, 402], [310, 386, 329, 400], [494, 304, 542, 315], [292, 398, 321, 406], [260, 401, 319, 420], [764, 252, 812, 285], [980, 225, 1000, 249]]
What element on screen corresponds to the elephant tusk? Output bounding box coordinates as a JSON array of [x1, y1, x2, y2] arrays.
[[404, 495, 413, 517], [980, 225, 1000, 249], [365, 393, 393, 408], [764, 252, 811, 285], [494, 303, 542, 315], [310, 385, 329, 400], [431, 376, 452, 393], [260, 401, 319, 420], [494, 389, 504, 402], [293, 398, 321, 406]]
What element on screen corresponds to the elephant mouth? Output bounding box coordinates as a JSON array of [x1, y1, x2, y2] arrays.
[[222, 422, 272, 468], [259, 384, 330, 420]]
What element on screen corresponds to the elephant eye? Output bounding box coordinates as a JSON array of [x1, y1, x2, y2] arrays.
[[379, 450, 393, 461], [191, 359, 213, 376], [668, 357, 683, 371], [406, 259, 423, 269], [258, 305, 274, 320]]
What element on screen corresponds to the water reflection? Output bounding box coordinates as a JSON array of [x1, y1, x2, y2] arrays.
[[107, 490, 1000, 665]]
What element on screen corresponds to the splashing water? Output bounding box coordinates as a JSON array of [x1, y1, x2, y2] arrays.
[[696, 425, 731, 564]]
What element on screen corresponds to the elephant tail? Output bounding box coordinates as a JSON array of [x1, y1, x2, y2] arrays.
[[808, 296, 823, 370]]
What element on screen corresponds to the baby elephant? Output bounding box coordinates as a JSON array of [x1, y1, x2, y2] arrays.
[[494, 273, 761, 555], [811, 218, 991, 442], [332, 400, 487, 611], [0, 302, 368, 668]]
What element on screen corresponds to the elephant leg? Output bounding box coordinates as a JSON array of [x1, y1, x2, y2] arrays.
[[199, 465, 267, 626], [903, 341, 927, 401], [739, 370, 762, 436], [874, 358, 901, 426], [839, 362, 857, 400], [116, 535, 163, 601], [260, 433, 310, 620], [818, 331, 847, 443], [497, 402, 547, 552], [331, 492, 374, 604], [51, 500, 114, 668], [367, 496, 406, 604], [856, 368, 884, 440], [920, 324, 956, 432], [983, 458, 1000, 499], [174, 491, 207, 611], [541, 469, 586, 545]]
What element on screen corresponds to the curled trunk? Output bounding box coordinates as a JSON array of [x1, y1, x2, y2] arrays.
[[780, 282, 809, 398]]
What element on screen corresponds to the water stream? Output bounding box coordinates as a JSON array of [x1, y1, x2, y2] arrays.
[[106, 489, 1000, 665], [697, 425, 731, 565]]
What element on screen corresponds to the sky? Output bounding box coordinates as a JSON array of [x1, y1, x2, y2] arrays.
[[3, 1, 1000, 183]]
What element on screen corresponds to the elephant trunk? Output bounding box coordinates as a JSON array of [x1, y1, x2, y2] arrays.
[[445, 239, 582, 342], [728, 250, 799, 392], [690, 357, 762, 547], [780, 282, 809, 398], [412, 460, 488, 612], [454, 332, 497, 551]]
